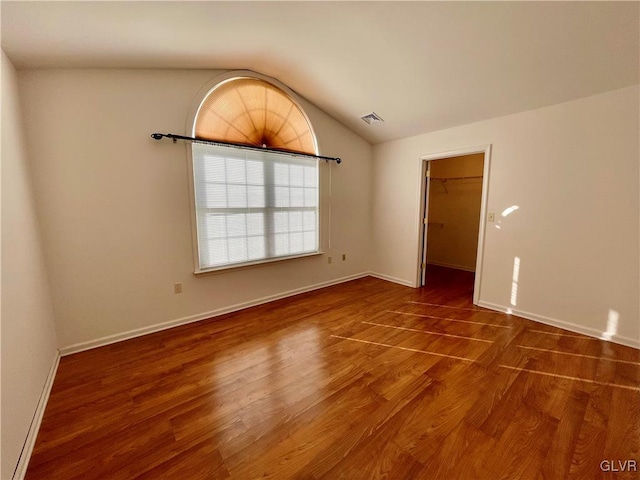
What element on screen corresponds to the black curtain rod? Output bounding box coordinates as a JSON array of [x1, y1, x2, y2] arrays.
[[151, 133, 342, 164]]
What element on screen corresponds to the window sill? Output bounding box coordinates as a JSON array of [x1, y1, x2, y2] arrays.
[[194, 251, 325, 276]]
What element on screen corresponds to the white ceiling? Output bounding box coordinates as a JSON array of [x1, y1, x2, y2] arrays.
[[2, 1, 638, 144]]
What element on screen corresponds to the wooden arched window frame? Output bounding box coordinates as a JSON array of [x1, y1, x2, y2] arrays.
[[193, 77, 318, 155]]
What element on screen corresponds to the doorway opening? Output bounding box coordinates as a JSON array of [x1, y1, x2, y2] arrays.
[[416, 146, 491, 305]]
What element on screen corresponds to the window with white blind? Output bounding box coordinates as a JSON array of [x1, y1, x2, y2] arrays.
[[192, 142, 319, 271]]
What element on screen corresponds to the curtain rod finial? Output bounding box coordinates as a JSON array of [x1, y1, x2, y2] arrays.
[[151, 133, 164, 140]]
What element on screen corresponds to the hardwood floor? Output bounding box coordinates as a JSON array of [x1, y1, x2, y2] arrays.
[[27, 267, 639, 479]]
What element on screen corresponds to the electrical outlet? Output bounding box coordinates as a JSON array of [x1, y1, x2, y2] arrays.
[[342, 254, 346, 261], [328, 256, 332, 264], [174, 283, 182, 294]]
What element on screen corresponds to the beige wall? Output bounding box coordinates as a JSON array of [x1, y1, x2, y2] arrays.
[[427, 153, 484, 271], [17, 69, 372, 350], [1, 52, 59, 479], [372, 85, 640, 346]]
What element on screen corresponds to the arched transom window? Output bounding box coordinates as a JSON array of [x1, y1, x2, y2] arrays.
[[194, 77, 317, 155], [191, 76, 321, 272]]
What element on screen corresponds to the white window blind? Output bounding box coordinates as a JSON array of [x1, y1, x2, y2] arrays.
[[192, 142, 319, 271]]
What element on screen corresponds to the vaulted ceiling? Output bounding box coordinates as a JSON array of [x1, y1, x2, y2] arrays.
[[2, 1, 638, 144]]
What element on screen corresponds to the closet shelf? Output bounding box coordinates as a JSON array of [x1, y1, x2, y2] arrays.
[[430, 175, 483, 181], [430, 175, 482, 193]]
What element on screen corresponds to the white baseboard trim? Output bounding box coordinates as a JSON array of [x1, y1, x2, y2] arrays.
[[477, 300, 640, 349], [427, 261, 476, 273], [13, 352, 60, 480], [59, 272, 370, 356], [368, 272, 416, 288]]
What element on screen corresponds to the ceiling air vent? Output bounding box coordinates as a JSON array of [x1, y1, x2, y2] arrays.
[[360, 112, 384, 125]]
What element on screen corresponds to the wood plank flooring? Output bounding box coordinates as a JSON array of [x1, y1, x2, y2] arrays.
[[26, 267, 640, 479]]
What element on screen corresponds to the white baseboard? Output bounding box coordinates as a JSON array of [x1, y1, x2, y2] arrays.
[[59, 272, 370, 356], [59, 272, 637, 356], [427, 261, 476, 273], [368, 272, 416, 288], [477, 300, 640, 349], [13, 352, 60, 480]]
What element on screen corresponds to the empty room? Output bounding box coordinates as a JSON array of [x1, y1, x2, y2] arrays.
[[2, 2, 638, 479]]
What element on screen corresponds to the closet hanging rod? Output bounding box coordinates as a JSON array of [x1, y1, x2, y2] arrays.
[[150, 133, 342, 164]]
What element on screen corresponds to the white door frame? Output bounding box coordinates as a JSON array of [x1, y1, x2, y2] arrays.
[[414, 144, 492, 305]]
